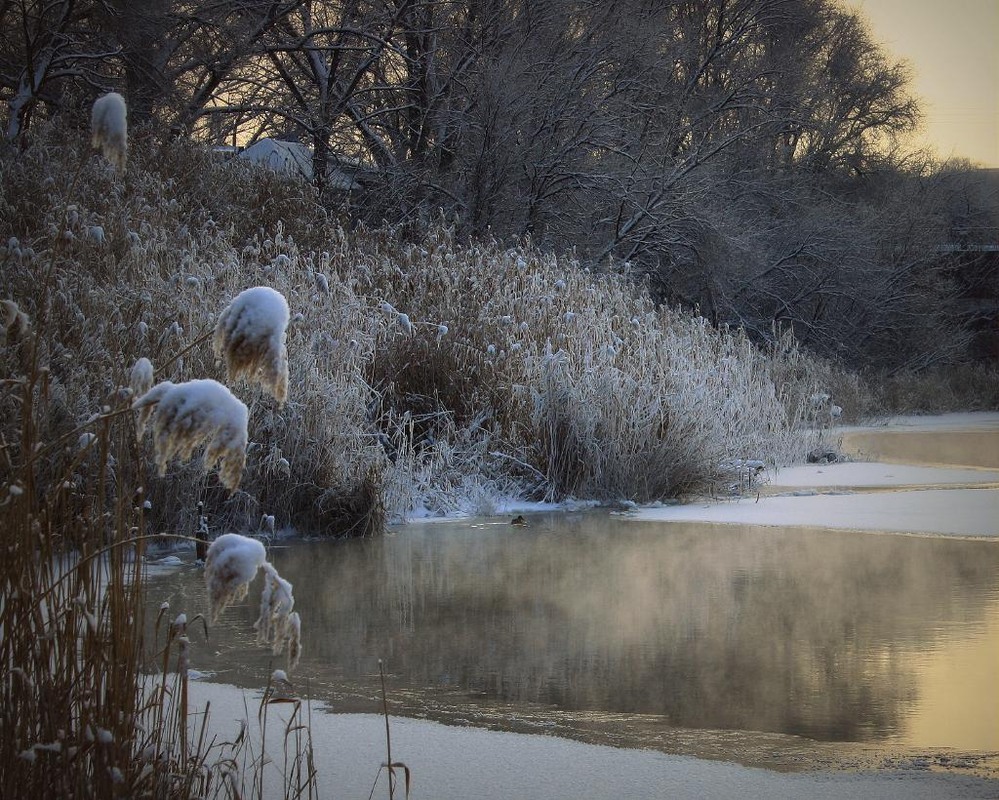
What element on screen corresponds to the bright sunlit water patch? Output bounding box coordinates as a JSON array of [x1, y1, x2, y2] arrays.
[[146, 512, 999, 758]]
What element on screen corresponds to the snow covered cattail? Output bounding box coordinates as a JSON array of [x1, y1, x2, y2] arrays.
[[132, 379, 249, 492], [91, 92, 127, 173], [204, 533, 267, 620], [213, 286, 290, 406], [130, 357, 154, 395]]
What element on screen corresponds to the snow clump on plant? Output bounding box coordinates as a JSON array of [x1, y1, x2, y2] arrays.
[[129, 357, 155, 430], [213, 286, 290, 406], [129, 357, 154, 395], [90, 92, 127, 173], [132, 379, 249, 491], [205, 533, 302, 669], [255, 563, 302, 669], [1, 299, 30, 344], [204, 533, 267, 619]]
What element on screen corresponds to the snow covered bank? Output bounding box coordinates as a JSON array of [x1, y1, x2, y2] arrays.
[[187, 680, 998, 800], [628, 489, 998, 537], [765, 462, 999, 489], [628, 414, 999, 537]]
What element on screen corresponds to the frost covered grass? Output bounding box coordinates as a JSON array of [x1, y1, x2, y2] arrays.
[[1, 127, 835, 538], [0, 367, 317, 797]]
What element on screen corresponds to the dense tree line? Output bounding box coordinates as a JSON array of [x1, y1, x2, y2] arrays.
[[3, 0, 996, 368]]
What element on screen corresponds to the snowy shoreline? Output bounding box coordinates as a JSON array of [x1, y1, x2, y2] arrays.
[[626, 412, 999, 538]]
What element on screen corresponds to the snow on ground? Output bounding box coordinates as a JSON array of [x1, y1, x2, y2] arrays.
[[187, 680, 999, 800], [628, 489, 998, 537], [629, 413, 999, 537], [765, 462, 999, 489]]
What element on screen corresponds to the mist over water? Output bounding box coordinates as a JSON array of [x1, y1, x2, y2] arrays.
[[148, 512, 999, 753]]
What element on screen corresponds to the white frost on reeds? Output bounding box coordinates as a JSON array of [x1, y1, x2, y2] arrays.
[[213, 286, 290, 406], [132, 379, 249, 492], [130, 356, 154, 394], [129, 357, 155, 434], [254, 562, 298, 666], [204, 533, 267, 620], [90, 92, 127, 173], [204, 533, 303, 670]]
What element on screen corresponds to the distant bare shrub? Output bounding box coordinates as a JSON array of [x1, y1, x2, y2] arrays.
[[873, 365, 999, 414]]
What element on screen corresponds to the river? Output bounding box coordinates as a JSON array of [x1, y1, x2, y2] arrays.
[[144, 413, 999, 796]]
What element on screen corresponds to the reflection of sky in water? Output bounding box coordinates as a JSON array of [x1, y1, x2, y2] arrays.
[[148, 513, 999, 751]]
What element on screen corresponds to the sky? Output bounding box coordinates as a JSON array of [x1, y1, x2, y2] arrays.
[[848, 0, 999, 167]]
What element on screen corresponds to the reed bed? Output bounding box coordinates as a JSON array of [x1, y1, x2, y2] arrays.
[[0, 345, 318, 797], [2, 127, 822, 532], [0, 112, 842, 797]]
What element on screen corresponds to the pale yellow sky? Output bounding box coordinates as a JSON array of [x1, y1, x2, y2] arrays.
[[850, 0, 999, 167]]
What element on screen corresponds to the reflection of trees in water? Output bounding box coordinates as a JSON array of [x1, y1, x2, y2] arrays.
[[161, 515, 999, 743]]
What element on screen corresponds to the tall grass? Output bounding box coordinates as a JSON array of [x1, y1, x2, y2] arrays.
[[0, 121, 319, 796], [3, 126, 820, 534], [0, 317, 322, 797]]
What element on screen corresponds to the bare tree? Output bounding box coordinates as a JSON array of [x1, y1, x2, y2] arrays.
[[1, 0, 118, 144]]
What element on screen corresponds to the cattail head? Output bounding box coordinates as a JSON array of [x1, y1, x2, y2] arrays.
[[132, 379, 249, 492], [91, 92, 127, 173], [213, 286, 290, 406], [204, 533, 267, 620]]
